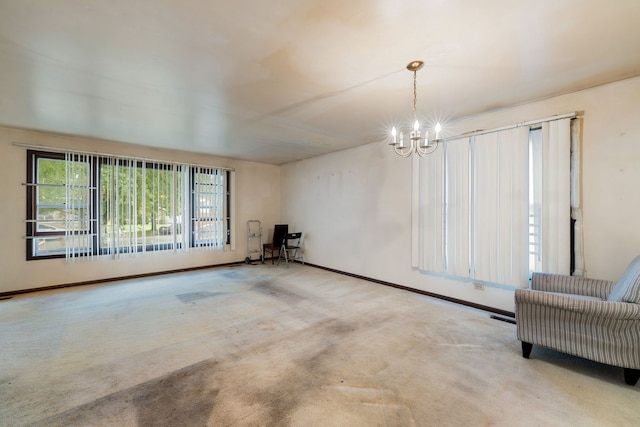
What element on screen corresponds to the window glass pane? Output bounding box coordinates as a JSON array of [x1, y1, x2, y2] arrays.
[[196, 207, 214, 218], [33, 235, 91, 256], [37, 186, 66, 205], [195, 183, 216, 194], [37, 158, 89, 185], [194, 221, 219, 243], [37, 158, 66, 184], [195, 173, 215, 184], [67, 162, 90, 186], [36, 208, 89, 231], [33, 236, 66, 254], [36, 221, 66, 232], [36, 207, 66, 221], [67, 217, 90, 231], [68, 187, 90, 204]]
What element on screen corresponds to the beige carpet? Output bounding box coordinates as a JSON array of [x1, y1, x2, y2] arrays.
[[1, 264, 638, 426]]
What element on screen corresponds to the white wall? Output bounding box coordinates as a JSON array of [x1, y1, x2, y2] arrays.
[[0, 127, 281, 294], [281, 76, 640, 312]]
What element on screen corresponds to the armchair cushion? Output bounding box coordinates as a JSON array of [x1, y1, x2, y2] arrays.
[[608, 255, 640, 304]]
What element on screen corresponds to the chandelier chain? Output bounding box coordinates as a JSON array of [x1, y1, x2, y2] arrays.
[[413, 71, 418, 121]]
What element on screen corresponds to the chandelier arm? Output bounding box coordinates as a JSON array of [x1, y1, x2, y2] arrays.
[[416, 141, 440, 156], [394, 140, 415, 158]]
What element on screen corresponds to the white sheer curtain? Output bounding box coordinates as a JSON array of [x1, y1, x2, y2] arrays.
[[471, 127, 530, 287], [541, 118, 571, 275]]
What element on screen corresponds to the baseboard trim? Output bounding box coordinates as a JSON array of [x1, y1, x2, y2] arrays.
[[0, 261, 244, 298], [305, 262, 516, 319], [490, 315, 517, 324]]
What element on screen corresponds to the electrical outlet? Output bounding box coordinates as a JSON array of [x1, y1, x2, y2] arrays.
[[473, 283, 485, 291]]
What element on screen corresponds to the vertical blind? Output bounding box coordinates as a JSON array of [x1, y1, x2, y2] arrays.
[[417, 145, 444, 272], [64, 152, 94, 259], [98, 160, 227, 257], [100, 159, 191, 256], [412, 115, 576, 288], [472, 127, 530, 286], [445, 137, 470, 277]]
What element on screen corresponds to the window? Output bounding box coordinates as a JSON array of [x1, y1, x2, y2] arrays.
[[99, 159, 186, 254], [26, 152, 95, 259], [26, 150, 232, 260], [191, 167, 228, 249], [413, 116, 577, 288]]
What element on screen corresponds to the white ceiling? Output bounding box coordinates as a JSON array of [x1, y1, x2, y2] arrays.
[[1, 1, 640, 165]]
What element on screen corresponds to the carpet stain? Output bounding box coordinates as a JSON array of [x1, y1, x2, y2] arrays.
[[176, 291, 222, 304], [251, 280, 303, 303], [238, 318, 356, 424], [29, 318, 357, 426], [222, 270, 242, 279], [133, 359, 219, 427], [33, 359, 220, 427], [244, 344, 333, 425]]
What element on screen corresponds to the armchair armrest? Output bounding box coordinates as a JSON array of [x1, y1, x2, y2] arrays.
[[531, 273, 615, 298], [515, 289, 640, 320]]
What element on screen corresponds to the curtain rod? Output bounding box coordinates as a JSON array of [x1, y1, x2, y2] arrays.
[[12, 142, 235, 172], [442, 112, 579, 142]]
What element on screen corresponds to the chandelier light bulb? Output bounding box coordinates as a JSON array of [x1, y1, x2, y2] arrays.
[[420, 131, 429, 148], [413, 120, 420, 132]]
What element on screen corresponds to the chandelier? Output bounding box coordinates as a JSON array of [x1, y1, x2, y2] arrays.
[[389, 60, 442, 158]]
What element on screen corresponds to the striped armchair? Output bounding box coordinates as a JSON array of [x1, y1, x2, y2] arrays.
[[515, 256, 640, 386]]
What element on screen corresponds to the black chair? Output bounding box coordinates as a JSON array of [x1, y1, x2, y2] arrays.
[[263, 224, 288, 264], [278, 232, 303, 267]]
